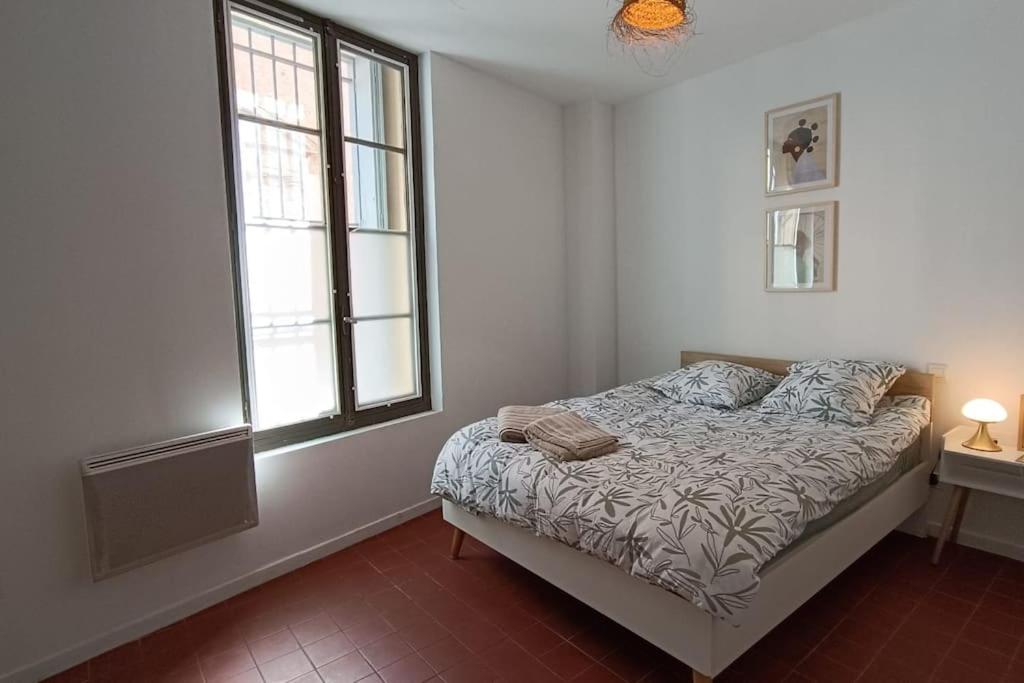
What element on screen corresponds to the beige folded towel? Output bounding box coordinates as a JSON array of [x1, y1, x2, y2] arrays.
[[497, 405, 566, 443], [523, 411, 618, 461]]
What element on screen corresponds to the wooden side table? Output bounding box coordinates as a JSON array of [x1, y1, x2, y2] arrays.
[[931, 425, 1024, 564]]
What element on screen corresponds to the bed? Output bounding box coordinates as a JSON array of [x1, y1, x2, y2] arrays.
[[432, 351, 936, 682]]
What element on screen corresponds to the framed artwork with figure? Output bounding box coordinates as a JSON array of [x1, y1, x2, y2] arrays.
[[766, 93, 839, 196]]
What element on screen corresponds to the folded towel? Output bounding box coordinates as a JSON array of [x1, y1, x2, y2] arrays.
[[497, 405, 566, 443], [523, 411, 618, 461]]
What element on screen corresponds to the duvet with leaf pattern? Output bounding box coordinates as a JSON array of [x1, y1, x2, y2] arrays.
[[430, 377, 929, 622]]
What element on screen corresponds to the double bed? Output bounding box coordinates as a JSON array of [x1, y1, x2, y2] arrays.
[[431, 351, 936, 682]]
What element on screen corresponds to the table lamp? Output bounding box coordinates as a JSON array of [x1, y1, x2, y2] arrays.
[[961, 398, 1007, 452]]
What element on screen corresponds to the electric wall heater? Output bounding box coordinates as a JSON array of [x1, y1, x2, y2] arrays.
[[80, 425, 257, 580]]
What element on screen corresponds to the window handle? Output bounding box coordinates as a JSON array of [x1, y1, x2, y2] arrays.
[[342, 314, 412, 327]]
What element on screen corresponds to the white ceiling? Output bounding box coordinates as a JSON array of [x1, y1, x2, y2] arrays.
[[296, 0, 906, 103]]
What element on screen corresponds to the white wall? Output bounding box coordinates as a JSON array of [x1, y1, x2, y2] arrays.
[[615, 0, 1024, 559], [0, 0, 567, 678], [564, 102, 618, 396]]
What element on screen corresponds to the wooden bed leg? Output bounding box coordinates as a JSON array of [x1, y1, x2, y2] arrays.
[[692, 670, 713, 683], [449, 528, 466, 560]]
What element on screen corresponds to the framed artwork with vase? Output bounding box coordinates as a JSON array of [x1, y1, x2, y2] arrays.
[[765, 201, 837, 292]]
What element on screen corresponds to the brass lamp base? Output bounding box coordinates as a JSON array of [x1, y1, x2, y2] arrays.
[[963, 422, 1001, 452]]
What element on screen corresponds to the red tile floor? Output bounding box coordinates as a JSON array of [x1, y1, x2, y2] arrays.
[[46, 510, 1023, 683]]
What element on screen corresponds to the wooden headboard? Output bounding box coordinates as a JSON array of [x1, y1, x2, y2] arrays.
[[680, 351, 936, 403]]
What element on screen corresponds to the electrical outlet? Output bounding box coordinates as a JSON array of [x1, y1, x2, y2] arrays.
[[927, 363, 948, 380]]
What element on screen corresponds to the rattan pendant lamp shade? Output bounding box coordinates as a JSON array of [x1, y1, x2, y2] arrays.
[[610, 0, 694, 76]]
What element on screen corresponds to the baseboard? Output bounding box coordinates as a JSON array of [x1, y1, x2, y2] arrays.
[[926, 520, 1024, 563], [3, 497, 441, 683]]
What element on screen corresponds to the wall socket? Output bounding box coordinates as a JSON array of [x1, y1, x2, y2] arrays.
[[927, 363, 948, 380]]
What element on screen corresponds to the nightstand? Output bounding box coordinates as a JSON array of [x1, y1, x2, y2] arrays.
[[931, 425, 1024, 564]]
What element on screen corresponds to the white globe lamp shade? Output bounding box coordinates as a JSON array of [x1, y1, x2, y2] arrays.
[[961, 399, 1008, 424], [961, 398, 1007, 452]]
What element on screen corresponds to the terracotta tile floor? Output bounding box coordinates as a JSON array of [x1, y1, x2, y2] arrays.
[[46, 510, 1024, 683]]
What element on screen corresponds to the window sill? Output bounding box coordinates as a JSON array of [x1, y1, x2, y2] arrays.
[[254, 408, 443, 462]]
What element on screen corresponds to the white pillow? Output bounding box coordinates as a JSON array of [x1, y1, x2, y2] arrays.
[[759, 359, 906, 426], [651, 360, 781, 409]]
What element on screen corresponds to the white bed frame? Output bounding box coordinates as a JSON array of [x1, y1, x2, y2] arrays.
[[443, 352, 936, 682]]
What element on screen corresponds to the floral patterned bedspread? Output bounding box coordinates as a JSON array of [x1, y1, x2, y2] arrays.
[[430, 377, 930, 622]]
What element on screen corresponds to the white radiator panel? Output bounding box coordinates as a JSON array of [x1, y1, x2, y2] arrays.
[[81, 425, 257, 580]]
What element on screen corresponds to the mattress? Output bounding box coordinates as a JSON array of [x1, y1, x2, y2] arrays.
[[764, 438, 922, 569], [431, 377, 930, 622]]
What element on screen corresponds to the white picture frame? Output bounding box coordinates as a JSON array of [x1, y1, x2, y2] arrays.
[[765, 93, 839, 196], [765, 201, 837, 292]]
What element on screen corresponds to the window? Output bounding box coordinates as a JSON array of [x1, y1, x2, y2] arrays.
[[214, 0, 430, 451]]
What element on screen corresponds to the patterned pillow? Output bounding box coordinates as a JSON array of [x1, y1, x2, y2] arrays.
[[651, 360, 781, 409], [759, 359, 906, 426]]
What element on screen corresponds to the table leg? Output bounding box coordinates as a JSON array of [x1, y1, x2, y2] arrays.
[[951, 488, 970, 544], [931, 485, 966, 565]]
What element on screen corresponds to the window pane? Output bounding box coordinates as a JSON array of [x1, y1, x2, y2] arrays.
[[296, 68, 318, 129], [232, 24, 249, 47], [274, 60, 297, 124], [273, 36, 294, 61], [344, 143, 408, 231], [251, 28, 272, 54], [238, 121, 324, 224], [233, 15, 319, 130], [295, 44, 314, 67], [339, 49, 406, 148], [230, 7, 339, 433], [352, 317, 417, 408], [252, 323, 339, 429], [246, 227, 332, 327], [252, 52, 276, 119], [233, 48, 254, 115], [348, 232, 411, 317]]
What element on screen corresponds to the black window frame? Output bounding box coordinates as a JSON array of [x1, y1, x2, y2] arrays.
[[213, 0, 431, 452]]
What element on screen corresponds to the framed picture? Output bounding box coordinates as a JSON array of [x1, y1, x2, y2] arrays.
[[1018, 395, 1023, 452], [765, 93, 839, 196], [765, 201, 837, 292]]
